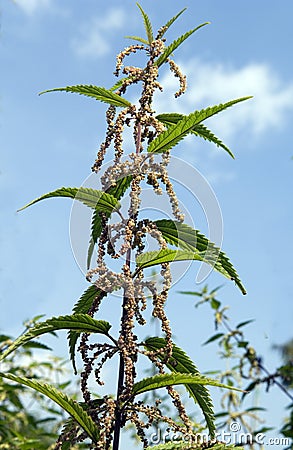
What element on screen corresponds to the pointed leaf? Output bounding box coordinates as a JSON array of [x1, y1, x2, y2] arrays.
[[87, 239, 96, 271], [236, 319, 254, 329], [157, 8, 187, 39], [194, 124, 234, 158], [106, 174, 132, 200], [147, 113, 203, 154], [22, 341, 52, 351], [96, 178, 131, 238], [18, 187, 120, 214], [0, 314, 111, 362], [242, 380, 259, 399], [136, 248, 200, 268], [203, 333, 225, 346], [156, 113, 234, 158], [148, 97, 252, 154], [125, 35, 149, 45], [154, 220, 246, 294], [87, 175, 132, 269], [72, 285, 105, 315], [145, 337, 215, 437], [40, 85, 131, 108], [69, 286, 107, 374], [132, 372, 243, 396], [59, 399, 105, 447], [177, 290, 203, 297], [136, 3, 153, 44], [136, 248, 210, 267], [0, 372, 99, 442], [155, 23, 209, 67], [91, 209, 105, 245], [110, 76, 137, 92], [136, 247, 246, 295]]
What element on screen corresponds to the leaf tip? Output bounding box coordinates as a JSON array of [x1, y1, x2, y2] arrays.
[[235, 279, 247, 295]]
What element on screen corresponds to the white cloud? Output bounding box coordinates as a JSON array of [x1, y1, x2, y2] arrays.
[[14, 0, 52, 15], [72, 9, 127, 58], [155, 59, 293, 140]]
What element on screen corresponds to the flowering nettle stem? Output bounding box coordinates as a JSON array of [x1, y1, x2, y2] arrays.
[[11, 5, 249, 449]]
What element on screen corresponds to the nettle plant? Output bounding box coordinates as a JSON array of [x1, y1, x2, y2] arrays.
[[0, 5, 251, 450]]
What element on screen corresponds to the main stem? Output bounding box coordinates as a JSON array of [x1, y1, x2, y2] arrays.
[[112, 248, 131, 450], [113, 122, 142, 450]]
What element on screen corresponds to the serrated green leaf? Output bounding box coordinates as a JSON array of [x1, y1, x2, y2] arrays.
[[149, 97, 252, 154], [125, 35, 149, 45], [132, 372, 243, 396], [156, 113, 234, 158], [0, 372, 100, 442], [40, 85, 131, 108], [18, 187, 120, 214], [136, 248, 202, 269], [194, 123, 234, 158], [157, 8, 187, 39], [87, 175, 132, 269], [106, 174, 133, 200], [136, 248, 246, 295], [145, 337, 215, 437], [154, 220, 246, 294], [59, 398, 104, 446], [72, 285, 104, 315], [148, 112, 202, 154], [110, 75, 137, 92], [155, 23, 209, 67], [0, 314, 111, 362], [69, 286, 107, 374], [136, 3, 153, 44]]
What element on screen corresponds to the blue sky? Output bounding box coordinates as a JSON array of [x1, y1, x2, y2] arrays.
[[1, 0, 293, 446]]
